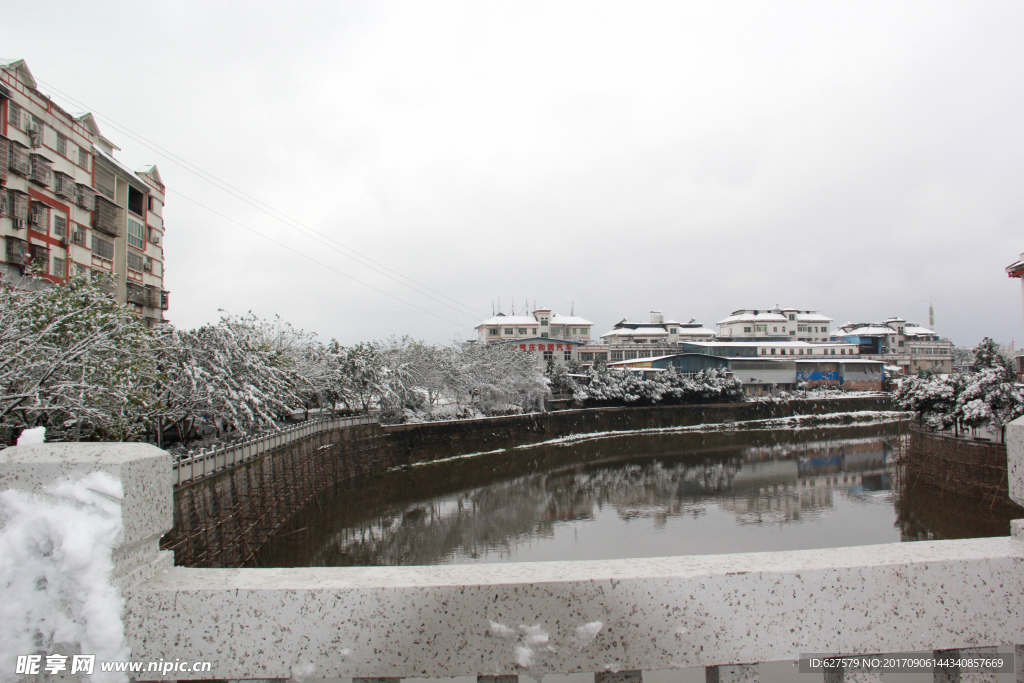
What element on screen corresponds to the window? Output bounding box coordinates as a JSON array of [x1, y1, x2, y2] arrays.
[[78, 146, 89, 169], [611, 351, 623, 360], [773, 327, 778, 332], [52, 257, 65, 277], [595, 353, 608, 361], [744, 326, 752, 333], [580, 353, 594, 361], [488, 328, 498, 335], [127, 219, 145, 249], [543, 350, 553, 360], [517, 328, 527, 335], [57, 133, 68, 157], [53, 215, 66, 239], [504, 328, 513, 335], [8, 102, 21, 128], [670, 328, 678, 334], [127, 250, 144, 272], [128, 186, 145, 216], [148, 196, 154, 211], [789, 314, 795, 320], [755, 324, 767, 333], [564, 350, 571, 361], [91, 235, 114, 260], [540, 318, 549, 325], [541, 332, 549, 338], [532, 328, 537, 335]]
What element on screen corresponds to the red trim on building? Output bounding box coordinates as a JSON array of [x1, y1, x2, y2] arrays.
[[27, 187, 70, 214]]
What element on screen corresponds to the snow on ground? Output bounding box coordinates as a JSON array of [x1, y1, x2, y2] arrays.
[[0, 472, 128, 683]]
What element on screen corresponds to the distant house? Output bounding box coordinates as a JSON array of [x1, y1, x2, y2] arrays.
[[836, 318, 952, 375], [476, 306, 593, 366], [717, 306, 834, 342], [476, 307, 594, 346]]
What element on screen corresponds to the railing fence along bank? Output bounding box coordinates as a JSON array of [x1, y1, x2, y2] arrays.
[[171, 414, 377, 487], [0, 417, 1023, 682]]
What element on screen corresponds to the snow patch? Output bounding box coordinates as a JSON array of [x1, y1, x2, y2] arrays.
[[569, 621, 603, 649], [0, 471, 127, 683], [16, 426, 46, 445]]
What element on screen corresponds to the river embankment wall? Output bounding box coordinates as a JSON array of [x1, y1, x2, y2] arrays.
[[905, 426, 1023, 510], [383, 395, 895, 465], [165, 396, 893, 567]]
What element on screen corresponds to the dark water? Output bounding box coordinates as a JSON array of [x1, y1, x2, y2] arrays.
[[255, 422, 1020, 568]]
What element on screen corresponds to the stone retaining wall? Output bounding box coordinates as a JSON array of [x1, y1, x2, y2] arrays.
[[383, 396, 894, 465], [905, 426, 1022, 509]]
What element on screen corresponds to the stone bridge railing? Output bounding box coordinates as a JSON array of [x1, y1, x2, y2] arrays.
[[2, 418, 1024, 682]]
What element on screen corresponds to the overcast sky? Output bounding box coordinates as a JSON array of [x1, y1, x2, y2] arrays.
[[4, 2, 1023, 347]]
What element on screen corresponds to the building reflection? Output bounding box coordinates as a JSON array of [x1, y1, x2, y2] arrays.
[[280, 433, 899, 567]]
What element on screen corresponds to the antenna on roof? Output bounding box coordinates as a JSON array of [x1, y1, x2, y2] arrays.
[[511, 297, 515, 315], [497, 297, 501, 314], [492, 300, 495, 316], [571, 300, 575, 316]]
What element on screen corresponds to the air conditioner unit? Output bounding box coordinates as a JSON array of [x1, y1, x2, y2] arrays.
[[29, 211, 43, 226], [143, 260, 153, 272], [26, 127, 42, 149], [152, 237, 160, 246], [59, 237, 69, 247]]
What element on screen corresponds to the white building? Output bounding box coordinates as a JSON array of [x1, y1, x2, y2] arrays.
[[600, 311, 716, 346], [717, 306, 833, 342], [476, 307, 594, 345], [836, 317, 952, 375], [0, 59, 169, 325]]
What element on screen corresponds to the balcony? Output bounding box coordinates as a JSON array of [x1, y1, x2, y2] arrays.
[[76, 183, 96, 210], [92, 195, 123, 237], [28, 153, 52, 187], [4, 235, 29, 266], [7, 140, 30, 177], [126, 282, 149, 306]]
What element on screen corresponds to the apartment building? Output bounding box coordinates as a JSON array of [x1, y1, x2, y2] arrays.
[[836, 318, 952, 375], [600, 311, 716, 346], [717, 307, 833, 342], [0, 59, 168, 326]]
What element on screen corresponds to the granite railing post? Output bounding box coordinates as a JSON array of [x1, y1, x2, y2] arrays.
[[0, 443, 173, 675], [0, 442, 174, 593]]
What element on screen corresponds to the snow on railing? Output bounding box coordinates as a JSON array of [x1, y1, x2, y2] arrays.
[[171, 414, 378, 487]]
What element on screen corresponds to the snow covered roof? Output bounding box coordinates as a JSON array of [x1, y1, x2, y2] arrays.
[[550, 315, 594, 326], [677, 327, 716, 336], [717, 312, 789, 325], [839, 325, 895, 337], [477, 316, 540, 328], [94, 148, 150, 192], [903, 325, 936, 336], [796, 313, 833, 323], [598, 325, 671, 337]]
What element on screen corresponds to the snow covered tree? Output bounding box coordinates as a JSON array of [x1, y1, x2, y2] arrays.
[[0, 271, 160, 441]]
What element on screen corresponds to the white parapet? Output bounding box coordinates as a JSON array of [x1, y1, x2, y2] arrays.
[[125, 537, 1024, 679], [3, 428, 1024, 681]]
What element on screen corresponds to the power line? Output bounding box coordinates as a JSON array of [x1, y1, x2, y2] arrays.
[[171, 190, 473, 329], [32, 77, 486, 321]]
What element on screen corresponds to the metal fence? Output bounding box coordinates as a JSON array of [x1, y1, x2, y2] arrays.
[[171, 414, 377, 487]]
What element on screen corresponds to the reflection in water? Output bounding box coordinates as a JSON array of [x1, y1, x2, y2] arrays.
[[254, 423, 1014, 568]]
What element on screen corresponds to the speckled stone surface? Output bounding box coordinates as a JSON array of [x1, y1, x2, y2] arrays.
[[0, 443, 174, 589], [126, 537, 1024, 679], [1009, 416, 1024, 507]]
